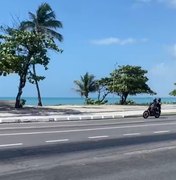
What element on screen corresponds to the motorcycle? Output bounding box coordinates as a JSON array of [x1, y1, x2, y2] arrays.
[[143, 106, 160, 119]]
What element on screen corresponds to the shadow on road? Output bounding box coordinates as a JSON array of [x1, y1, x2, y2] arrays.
[[1, 132, 176, 162]]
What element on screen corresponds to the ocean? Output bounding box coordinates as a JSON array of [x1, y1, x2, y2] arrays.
[[0, 97, 176, 106]]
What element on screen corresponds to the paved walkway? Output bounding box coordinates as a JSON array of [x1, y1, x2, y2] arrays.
[[0, 100, 176, 123]]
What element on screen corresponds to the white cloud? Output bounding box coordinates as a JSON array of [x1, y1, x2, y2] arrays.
[[158, 0, 176, 7], [90, 37, 148, 46], [149, 62, 169, 76], [135, 0, 176, 8]]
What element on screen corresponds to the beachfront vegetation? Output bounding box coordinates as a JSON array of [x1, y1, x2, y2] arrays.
[[20, 3, 63, 106], [74, 65, 156, 105], [94, 78, 111, 104], [0, 2, 63, 108], [107, 65, 156, 104], [74, 72, 98, 104], [169, 83, 176, 96], [0, 29, 62, 108], [75, 77, 110, 105]]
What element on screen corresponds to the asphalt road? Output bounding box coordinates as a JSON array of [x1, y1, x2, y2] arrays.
[[1, 115, 176, 179]]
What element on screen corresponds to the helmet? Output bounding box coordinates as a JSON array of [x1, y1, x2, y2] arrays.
[[153, 98, 157, 102]]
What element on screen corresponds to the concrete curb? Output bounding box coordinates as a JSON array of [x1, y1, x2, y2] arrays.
[[0, 114, 125, 123], [1, 111, 176, 124]]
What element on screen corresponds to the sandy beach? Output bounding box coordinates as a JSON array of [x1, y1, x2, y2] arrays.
[[0, 100, 176, 124]]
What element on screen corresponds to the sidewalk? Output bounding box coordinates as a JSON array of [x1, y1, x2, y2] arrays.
[[0, 101, 176, 123]]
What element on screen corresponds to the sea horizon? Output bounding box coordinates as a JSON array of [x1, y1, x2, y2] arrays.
[[0, 96, 176, 106]]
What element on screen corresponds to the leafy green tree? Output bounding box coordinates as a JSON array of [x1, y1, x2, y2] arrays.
[[0, 29, 61, 108], [169, 83, 176, 96], [74, 72, 98, 104], [94, 78, 111, 104], [20, 2, 63, 106], [108, 65, 156, 104]]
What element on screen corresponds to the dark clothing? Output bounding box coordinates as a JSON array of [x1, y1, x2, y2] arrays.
[[156, 102, 161, 113], [149, 99, 161, 113], [149, 101, 157, 111]]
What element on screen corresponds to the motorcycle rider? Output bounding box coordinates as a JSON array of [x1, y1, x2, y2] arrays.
[[149, 98, 161, 113], [157, 98, 161, 113], [143, 98, 161, 119], [149, 98, 157, 111]]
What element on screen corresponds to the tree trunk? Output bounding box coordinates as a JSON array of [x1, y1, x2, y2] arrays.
[[33, 64, 42, 106], [15, 54, 32, 108], [15, 75, 26, 108], [120, 93, 128, 105], [85, 94, 89, 105], [98, 91, 109, 104]]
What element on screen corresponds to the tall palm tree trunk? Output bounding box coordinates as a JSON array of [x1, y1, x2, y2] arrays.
[[32, 64, 42, 106], [20, 3, 63, 106]]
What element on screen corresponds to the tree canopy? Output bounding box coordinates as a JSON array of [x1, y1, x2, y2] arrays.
[[74, 72, 98, 104], [20, 3, 63, 41], [20, 2, 63, 106], [0, 29, 62, 108], [105, 65, 156, 104], [169, 83, 176, 96]]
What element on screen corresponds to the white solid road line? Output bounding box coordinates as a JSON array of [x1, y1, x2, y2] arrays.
[[1, 122, 176, 136], [153, 130, 170, 134], [45, 139, 69, 143], [88, 135, 109, 139], [0, 143, 23, 147], [123, 133, 141, 136], [0, 120, 145, 130]]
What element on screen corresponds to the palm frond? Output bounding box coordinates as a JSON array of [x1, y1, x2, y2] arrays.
[[74, 73, 97, 98], [46, 28, 63, 42], [22, 3, 63, 42], [45, 11, 56, 20], [20, 21, 35, 30], [43, 20, 63, 29], [74, 80, 83, 89], [37, 3, 52, 17], [28, 12, 36, 22]]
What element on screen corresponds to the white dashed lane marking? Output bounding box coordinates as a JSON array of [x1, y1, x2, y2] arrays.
[[88, 135, 109, 139], [45, 139, 69, 143], [0, 143, 23, 148], [123, 133, 141, 136], [153, 130, 170, 134]]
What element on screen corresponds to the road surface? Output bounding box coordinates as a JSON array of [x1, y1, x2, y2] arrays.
[[1, 115, 176, 179]]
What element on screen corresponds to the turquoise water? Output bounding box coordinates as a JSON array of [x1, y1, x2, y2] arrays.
[[0, 97, 176, 105]]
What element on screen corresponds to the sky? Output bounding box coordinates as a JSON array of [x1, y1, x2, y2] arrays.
[[1, 0, 176, 98]]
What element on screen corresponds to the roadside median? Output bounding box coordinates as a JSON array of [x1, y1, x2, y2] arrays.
[[0, 104, 176, 123]]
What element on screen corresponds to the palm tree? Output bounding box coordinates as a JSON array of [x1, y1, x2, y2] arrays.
[[74, 72, 98, 104], [20, 3, 63, 106]]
